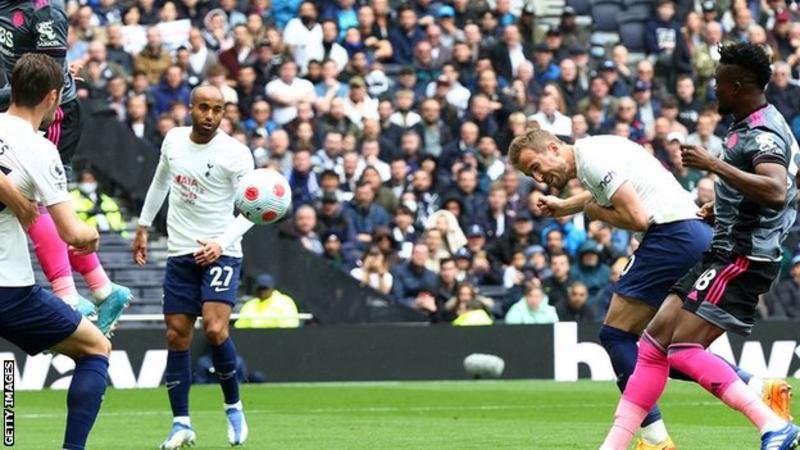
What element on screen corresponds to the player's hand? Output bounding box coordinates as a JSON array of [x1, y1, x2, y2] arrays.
[[13, 199, 38, 231], [697, 201, 715, 224], [132, 227, 148, 266], [537, 195, 567, 217], [681, 144, 717, 172], [70, 229, 99, 256], [194, 239, 222, 266]]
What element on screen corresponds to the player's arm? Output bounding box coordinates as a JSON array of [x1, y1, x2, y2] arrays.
[[538, 190, 593, 217], [682, 143, 787, 210], [0, 171, 38, 229], [584, 181, 650, 232], [134, 148, 172, 265], [195, 149, 255, 266], [48, 201, 99, 254]]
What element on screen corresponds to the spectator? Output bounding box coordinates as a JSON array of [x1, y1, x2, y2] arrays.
[[445, 282, 494, 325], [69, 170, 126, 234], [569, 240, 611, 298], [287, 148, 320, 210], [532, 44, 560, 86], [766, 61, 800, 124], [218, 24, 255, 80], [134, 27, 173, 85], [279, 204, 323, 255], [529, 94, 572, 137], [265, 60, 316, 125], [392, 205, 419, 259], [234, 274, 300, 328], [267, 129, 293, 175], [557, 281, 596, 321], [645, 0, 681, 57], [151, 65, 191, 116], [412, 98, 452, 158], [104, 23, 134, 75], [126, 95, 159, 147], [675, 75, 702, 133], [351, 246, 393, 294], [312, 130, 345, 172], [592, 256, 629, 319], [666, 132, 703, 191], [390, 5, 425, 65], [391, 243, 439, 310], [765, 254, 800, 319], [423, 228, 451, 272], [695, 176, 716, 207], [505, 281, 559, 324], [390, 89, 422, 129], [343, 77, 379, 127], [598, 59, 629, 98], [343, 180, 392, 248], [282, 2, 322, 70], [543, 252, 573, 307], [686, 113, 724, 158], [490, 24, 532, 83]]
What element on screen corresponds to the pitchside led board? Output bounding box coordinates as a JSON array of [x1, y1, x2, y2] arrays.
[[0, 323, 798, 390]]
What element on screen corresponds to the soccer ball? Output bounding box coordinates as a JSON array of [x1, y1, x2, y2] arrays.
[[235, 168, 292, 225]]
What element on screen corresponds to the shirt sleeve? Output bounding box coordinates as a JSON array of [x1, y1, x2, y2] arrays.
[[230, 146, 255, 189], [579, 144, 628, 205], [747, 130, 789, 167], [29, 145, 69, 206]]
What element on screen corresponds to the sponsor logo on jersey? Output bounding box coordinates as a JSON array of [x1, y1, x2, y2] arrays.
[[0, 26, 14, 49], [34, 20, 59, 48], [598, 170, 616, 190], [755, 133, 781, 155]]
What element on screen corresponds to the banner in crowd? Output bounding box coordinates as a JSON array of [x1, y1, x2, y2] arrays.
[[1, 322, 798, 390]]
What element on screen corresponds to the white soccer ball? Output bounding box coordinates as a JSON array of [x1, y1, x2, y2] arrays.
[[235, 168, 292, 225]]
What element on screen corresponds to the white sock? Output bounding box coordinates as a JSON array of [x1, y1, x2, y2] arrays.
[[748, 377, 765, 394], [61, 293, 79, 307], [92, 283, 113, 303], [641, 419, 668, 445], [760, 418, 788, 434], [225, 400, 243, 411], [173, 416, 191, 427]]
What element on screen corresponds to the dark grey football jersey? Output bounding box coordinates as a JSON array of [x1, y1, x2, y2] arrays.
[[0, 0, 75, 110], [713, 104, 799, 260]]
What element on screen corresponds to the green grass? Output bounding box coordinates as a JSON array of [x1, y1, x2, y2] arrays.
[[11, 379, 799, 449]]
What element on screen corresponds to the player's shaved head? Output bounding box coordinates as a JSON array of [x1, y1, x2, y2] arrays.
[[190, 85, 224, 104], [189, 85, 225, 143]]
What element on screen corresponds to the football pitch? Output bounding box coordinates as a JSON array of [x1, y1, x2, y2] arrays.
[[11, 379, 798, 449]]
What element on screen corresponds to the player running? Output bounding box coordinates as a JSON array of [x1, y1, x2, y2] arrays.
[[599, 42, 800, 450], [509, 124, 790, 446], [0, 0, 131, 335], [0, 53, 110, 450], [133, 85, 255, 449]]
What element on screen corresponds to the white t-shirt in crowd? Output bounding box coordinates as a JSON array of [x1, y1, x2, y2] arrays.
[[265, 77, 316, 125], [573, 135, 698, 226], [138, 127, 254, 257], [0, 114, 70, 286]]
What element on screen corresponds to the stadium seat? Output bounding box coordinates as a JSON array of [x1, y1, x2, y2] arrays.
[[624, 0, 654, 16], [568, 0, 591, 15], [618, 13, 647, 52], [591, 0, 624, 32]]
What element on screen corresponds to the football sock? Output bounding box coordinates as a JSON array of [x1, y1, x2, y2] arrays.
[[166, 350, 192, 417], [666, 343, 785, 434], [602, 333, 670, 450], [598, 325, 664, 431], [28, 212, 77, 300], [212, 337, 240, 405], [669, 354, 753, 383], [63, 355, 108, 450], [68, 252, 112, 302]]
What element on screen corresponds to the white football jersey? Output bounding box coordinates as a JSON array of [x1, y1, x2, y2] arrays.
[[574, 135, 698, 227], [139, 127, 254, 257], [0, 113, 70, 286]]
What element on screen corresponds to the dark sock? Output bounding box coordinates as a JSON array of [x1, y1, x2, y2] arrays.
[[599, 325, 663, 427], [212, 337, 240, 406], [165, 350, 191, 417], [62, 355, 109, 450]]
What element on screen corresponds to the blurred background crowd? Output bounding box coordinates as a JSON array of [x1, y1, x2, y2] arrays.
[[60, 0, 800, 325]]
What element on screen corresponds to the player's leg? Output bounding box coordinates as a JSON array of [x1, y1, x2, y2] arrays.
[[0, 285, 110, 450], [600, 295, 683, 450], [200, 256, 247, 446], [600, 295, 671, 448], [668, 257, 798, 448], [160, 255, 202, 449], [27, 208, 95, 318], [68, 250, 132, 336], [50, 318, 112, 450]]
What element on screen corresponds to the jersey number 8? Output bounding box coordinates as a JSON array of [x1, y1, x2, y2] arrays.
[[693, 268, 718, 292]]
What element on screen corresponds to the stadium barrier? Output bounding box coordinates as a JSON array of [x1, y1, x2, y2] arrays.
[[1, 321, 799, 389]]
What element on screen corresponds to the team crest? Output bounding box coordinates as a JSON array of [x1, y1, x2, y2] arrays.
[[35, 20, 58, 47]]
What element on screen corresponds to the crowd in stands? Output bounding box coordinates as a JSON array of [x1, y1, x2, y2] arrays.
[[64, 0, 800, 324]]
